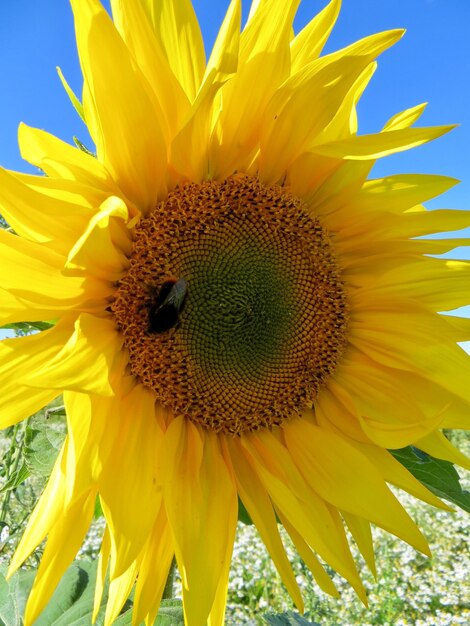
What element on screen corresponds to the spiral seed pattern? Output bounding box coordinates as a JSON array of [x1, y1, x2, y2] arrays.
[[112, 176, 348, 434]]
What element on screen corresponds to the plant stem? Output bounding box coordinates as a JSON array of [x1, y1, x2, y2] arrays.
[[0, 422, 24, 523]]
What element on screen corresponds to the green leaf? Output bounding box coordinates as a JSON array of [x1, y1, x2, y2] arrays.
[[72, 137, 96, 157], [0, 568, 36, 626], [34, 562, 94, 626], [391, 446, 470, 513], [0, 560, 182, 626], [264, 612, 321, 625], [56, 67, 86, 123], [0, 321, 55, 335], [238, 497, 254, 525], [24, 416, 66, 478], [94, 495, 104, 520], [0, 561, 132, 626], [111, 609, 134, 625], [156, 599, 184, 625], [0, 461, 30, 493]]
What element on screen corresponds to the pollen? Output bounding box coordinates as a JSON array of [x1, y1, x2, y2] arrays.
[[112, 176, 349, 434]]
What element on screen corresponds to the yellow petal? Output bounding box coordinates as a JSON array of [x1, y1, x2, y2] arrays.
[[70, 0, 168, 212], [284, 419, 430, 555], [278, 512, 339, 598], [312, 125, 456, 160], [417, 236, 470, 254], [162, 418, 237, 626], [63, 392, 118, 505], [141, 0, 205, 102], [0, 383, 58, 429], [109, 0, 190, 139], [0, 324, 64, 428], [260, 28, 404, 182], [350, 305, 468, 349], [241, 0, 300, 63], [349, 317, 470, 407], [171, 0, 241, 180], [25, 314, 122, 396], [383, 102, 427, 131], [105, 560, 139, 626], [0, 230, 115, 323], [0, 288, 42, 326], [415, 431, 470, 471], [332, 205, 470, 245], [259, 54, 379, 182], [206, 503, 235, 626], [246, 0, 261, 22], [347, 440, 448, 510], [23, 490, 96, 626], [241, 430, 366, 600], [290, 0, 341, 72], [329, 363, 446, 448], [99, 386, 164, 578], [8, 443, 68, 576], [13, 171, 114, 223], [351, 174, 459, 214], [438, 400, 470, 430], [203, 0, 241, 88], [18, 123, 111, 189], [315, 384, 371, 443], [0, 229, 100, 312], [335, 235, 426, 269], [391, 208, 470, 239], [224, 436, 304, 611], [207, 569, 230, 626], [209, 0, 301, 178], [0, 281, 111, 328], [289, 155, 347, 210], [259, 31, 402, 182], [442, 314, 470, 342], [321, 28, 404, 68], [132, 507, 174, 626], [360, 257, 470, 311], [64, 196, 131, 281], [0, 167, 90, 255], [322, 62, 377, 140], [93, 527, 111, 622], [341, 512, 376, 576], [304, 159, 372, 217], [0, 321, 74, 389], [440, 410, 470, 430]]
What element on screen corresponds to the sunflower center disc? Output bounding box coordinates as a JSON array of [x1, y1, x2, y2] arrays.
[[112, 176, 348, 434]]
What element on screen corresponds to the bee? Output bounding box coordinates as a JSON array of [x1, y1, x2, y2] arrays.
[[148, 278, 188, 333]]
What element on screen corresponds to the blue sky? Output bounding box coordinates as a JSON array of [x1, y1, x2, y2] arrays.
[[0, 0, 468, 214]]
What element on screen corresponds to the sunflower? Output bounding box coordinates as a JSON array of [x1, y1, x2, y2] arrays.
[[1, 0, 469, 624]]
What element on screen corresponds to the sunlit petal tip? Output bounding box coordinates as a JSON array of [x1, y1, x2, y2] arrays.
[[394, 27, 406, 40]]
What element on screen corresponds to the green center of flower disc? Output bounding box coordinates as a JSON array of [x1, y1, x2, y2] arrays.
[[112, 176, 348, 434]]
